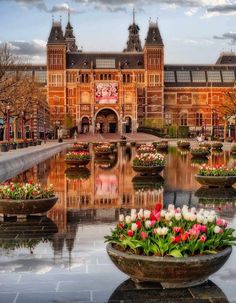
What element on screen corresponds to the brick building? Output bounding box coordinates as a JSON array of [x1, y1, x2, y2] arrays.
[[46, 14, 236, 136]]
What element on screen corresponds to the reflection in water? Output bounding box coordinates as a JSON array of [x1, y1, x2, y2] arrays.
[[108, 279, 229, 303], [1, 146, 236, 302]]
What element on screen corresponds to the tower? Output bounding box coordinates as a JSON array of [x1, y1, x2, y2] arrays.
[[144, 20, 164, 124], [47, 20, 67, 129], [64, 10, 78, 52], [124, 9, 142, 52]]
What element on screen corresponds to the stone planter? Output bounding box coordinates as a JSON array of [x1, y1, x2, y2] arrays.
[[23, 142, 28, 148], [191, 151, 209, 158], [68, 145, 89, 152], [65, 167, 90, 180], [17, 142, 23, 149], [132, 175, 164, 191], [107, 243, 232, 288], [195, 174, 236, 188], [0, 196, 58, 216], [177, 142, 190, 149], [37, 140, 42, 145], [9, 143, 17, 150], [65, 158, 90, 167], [0, 144, 9, 152], [132, 165, 165, 174]]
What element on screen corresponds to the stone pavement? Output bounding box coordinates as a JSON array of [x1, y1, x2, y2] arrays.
[[0, 218, 233, 303]]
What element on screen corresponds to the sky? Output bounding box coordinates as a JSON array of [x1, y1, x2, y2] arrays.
[[1, 0, 236, 64]]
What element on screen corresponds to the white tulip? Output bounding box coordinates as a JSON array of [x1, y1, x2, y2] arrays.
[[197, 214, 204, 224], [131, 214, 137, 222], [138, 209, 144, 219], [168, 204, 175, 211], [144, 210, 151, 219], [160, 210, 166, 217], [175, 213, 182, 221], [119, 214, 124, 222], [190, 213, 196, 222], [161, 227, 169, 235], [208, 215, 215, 223], [145, 220, 151, 229], [131, 223, 137, 231], [125, 216, 131, 224], [131, 209, 136, 217], [214, 226, 221, 234]]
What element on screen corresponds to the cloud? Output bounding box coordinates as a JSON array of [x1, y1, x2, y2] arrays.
[[214, 32, 236, 44], [0, 39, 46, 63]]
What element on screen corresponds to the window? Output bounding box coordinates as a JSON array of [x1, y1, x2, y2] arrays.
[[149, 74, 160, 86], [196, 113, 203, 126], [137, 73, 144, 83], [222, 71, 235, 83], [123, 74, 131, 83], [180, 112, 188, 126], [81, 74, 89, 83], [96, 59, 115, 69], [165, 71, 175, 83], [165, 112, 172, 126], [207, 71, 221, 83], [50, 74, 62, 87], [192, 71, 206, 83], [176, 71, 191, 82], [35, 71, 46, 83]]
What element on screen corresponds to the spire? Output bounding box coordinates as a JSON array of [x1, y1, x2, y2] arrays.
[[123, 8, 142, 53], [64, 8, 78, 52], [47, 19, 65, 45], [145, 20, 163, 46]]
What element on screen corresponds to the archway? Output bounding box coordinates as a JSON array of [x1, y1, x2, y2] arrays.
[[95, 108, 118, 134]]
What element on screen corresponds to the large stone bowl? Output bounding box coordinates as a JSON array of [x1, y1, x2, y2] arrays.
[[177, 142, 190, 149], [132, 165, 165, 174], [106, 243, 232, 288], [65, 158, 90, 166], [195, 174, 236, 188], [0, 196, 58, 216]]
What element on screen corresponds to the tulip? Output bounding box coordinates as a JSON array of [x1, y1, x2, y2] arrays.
[[125, 216, 131, 224], [144, 210, 151, 219], [145, 220, 151, 229], [200, 235, 207, 243], [131, 223, 137, 232], [214, 226, 221, 234], [119, 214, 124, 222], [127, 230, 133, 237], [136, 221, 142, 230], [175, 213, 182, 221], [140, 231, 148, 240]]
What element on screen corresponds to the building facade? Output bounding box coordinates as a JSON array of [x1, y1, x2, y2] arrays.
[[46, 15, 236, 136]]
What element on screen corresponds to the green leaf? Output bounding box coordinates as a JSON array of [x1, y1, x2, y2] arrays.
[[203, 250, 217, 254], [169, 249, 183, 258]]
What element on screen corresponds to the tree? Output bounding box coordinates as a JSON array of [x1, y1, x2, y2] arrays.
[[219, 90, 236, 139], [0, 43, 46, 140]]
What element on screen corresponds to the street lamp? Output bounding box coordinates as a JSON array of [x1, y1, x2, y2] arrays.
[[21, 111, 24, 139], [30, 114, 33, 139], [6, 105, 10, 142]]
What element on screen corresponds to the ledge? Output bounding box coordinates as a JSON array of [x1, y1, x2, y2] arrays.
[[0, 142, 69, 182]]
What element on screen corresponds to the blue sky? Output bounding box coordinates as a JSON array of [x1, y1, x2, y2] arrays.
[[1, 0, 236, 64]]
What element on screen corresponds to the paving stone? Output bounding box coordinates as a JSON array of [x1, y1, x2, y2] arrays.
[[0, 282, 57, 293], [0, 293, 17, 303]]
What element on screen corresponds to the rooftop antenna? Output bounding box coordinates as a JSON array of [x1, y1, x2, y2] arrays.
[[149, 17, 151, 24], [133, 7, 135, 24]]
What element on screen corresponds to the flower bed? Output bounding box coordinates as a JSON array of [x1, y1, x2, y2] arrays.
[[195, 165, 236, 187], [94, 143, 114, 154], [211, 142, 223, 150], [133, 153, 165, 174], [177, 141, 190, 149], [153, 141, 168, 151], [199, 143, 211, 150], [191, 147, 210, 158], [105, 203, 235, 287], [0, 182, 57, 216], [68, 142, 89, 152], [136, 144, 157, 154], [65, 151, 91, 166]]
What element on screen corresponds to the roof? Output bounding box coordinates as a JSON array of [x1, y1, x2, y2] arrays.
[[145, 22, 163, 46], [164, 64, 236, 87], [216, 52, 236, 65], [66, 52, 144, 69], [47, 21, 65, 45]]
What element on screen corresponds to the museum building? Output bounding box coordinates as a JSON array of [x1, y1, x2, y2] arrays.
[[47, 13, 236, 135]]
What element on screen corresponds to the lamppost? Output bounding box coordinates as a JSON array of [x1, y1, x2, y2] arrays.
[[30, 114, 33, 139], [21, 111, 24, 139], [6, 105, 10, 142]]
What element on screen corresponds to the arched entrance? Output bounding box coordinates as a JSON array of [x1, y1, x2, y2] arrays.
[[95, 109, 118, 133]]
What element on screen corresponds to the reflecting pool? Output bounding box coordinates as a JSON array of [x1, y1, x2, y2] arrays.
[[0, 145, 235, 303]]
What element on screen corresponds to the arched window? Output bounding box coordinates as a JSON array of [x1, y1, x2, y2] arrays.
[[180, 112, 188, 126], [165, 112, 172, 126], [196, 113, 203, 126]]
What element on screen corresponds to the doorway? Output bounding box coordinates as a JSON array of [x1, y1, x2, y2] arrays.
[[95, 109, 118, 134]]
